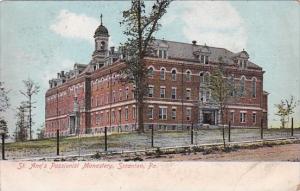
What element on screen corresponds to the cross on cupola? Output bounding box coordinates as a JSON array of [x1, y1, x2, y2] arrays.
[[100, 13, 103, 25]]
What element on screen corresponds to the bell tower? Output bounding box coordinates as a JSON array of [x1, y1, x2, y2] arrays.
[[91, 14, 109, 67]]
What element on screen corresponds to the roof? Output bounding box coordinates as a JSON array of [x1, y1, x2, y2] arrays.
[[153, 39, 261, 69], [94, 24, 109, 37]]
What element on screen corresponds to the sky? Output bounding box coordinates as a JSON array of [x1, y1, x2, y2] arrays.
[[0, 1, 299, 137]]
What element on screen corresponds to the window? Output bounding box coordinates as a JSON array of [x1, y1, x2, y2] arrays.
[[200, 72, 204, 83], [125, 108, 128, 121], [148, 107, 154, 120], [172, 108, 176, 120], [125, 88, 129, 100], [252, 78, 256, 98], [158, 49, 167, 59], [230, 75, 235, 96], [159, 49, 163, 58], [200, 55, 209, 64], [186, 70, 191, 81], [252, 113, 256, 124], [204, 72, 210, 85], [112, 111, 115, 122], [133, 106, 136, 119], [171, 87, 176, 99], [186, 88, 191, 100], [148, 67, 154, 78], [159, 107, 167, 120], [112, 91, 116, 102], [240, 112, 246, 123], [107, 111, 110, 123], [119, 89, 122, 101], [160, 87, 166, 98], [230, 111, 235, 123], [239, 60, 247, 69], [171, 69, 177, 81], [118, 110, 122, 123], [186, 108, 191, 121], [100, 41, 105, 50], [240, 76, 245, 96], [160, 68, 165, 80], [148, 85, 154, 97]]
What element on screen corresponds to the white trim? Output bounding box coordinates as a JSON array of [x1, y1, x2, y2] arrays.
[[90, 100, 136, 112], [146, 100, 194, 106], [46, 114, 68, 121], [159, 105, 168, 108], [227, 105, 262, 110]]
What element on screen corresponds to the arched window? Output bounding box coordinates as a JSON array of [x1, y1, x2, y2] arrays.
[[252, 78, 256, 98], [100, 41, 105, 50], [199, 72, 204, 83], [160, 68, 166, 80], [240, 76, 245, 96], [186, 70, 191, 81], [148, 67, 154, 78], [204, 72, 210, 85], [171, 69, 177, 81]]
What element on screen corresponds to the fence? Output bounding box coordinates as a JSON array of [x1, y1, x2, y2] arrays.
[[2, 118, 300, 160]]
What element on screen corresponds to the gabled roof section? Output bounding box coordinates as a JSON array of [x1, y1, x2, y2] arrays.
[[153, 39, 261, 69]]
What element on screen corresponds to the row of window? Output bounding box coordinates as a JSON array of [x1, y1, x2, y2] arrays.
[[148, 106, 192, 121], [230, 112, 257, 124]]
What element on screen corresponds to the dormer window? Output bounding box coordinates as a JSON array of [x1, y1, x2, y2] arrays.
[[158, 49, 167, 59], [239, 59, 247, 69], [200, 55, 209, 64]]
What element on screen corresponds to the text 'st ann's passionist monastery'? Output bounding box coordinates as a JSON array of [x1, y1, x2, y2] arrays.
[[44, 17, 268, 137]]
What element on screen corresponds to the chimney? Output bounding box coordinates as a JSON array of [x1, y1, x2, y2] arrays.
[[110, 47, 115, 54], [57, 73, 60, 78], [192, 40, 197, 45], [61, 71, 65, 77]]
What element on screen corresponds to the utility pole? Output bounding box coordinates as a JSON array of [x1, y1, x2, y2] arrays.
[[260, 118, 263, 139], [291, 117, 294, 137], [56, 129, 59, 156], [191, 123, 194, 145], [1, 134, 5, 160], [151, 125, 154, 147], [228, 121, 231, 142], [104, 126, 108, 152]]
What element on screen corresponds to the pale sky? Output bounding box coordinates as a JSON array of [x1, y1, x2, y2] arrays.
[[0, 1, 299, 137]]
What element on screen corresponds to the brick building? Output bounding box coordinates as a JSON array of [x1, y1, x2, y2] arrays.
[[44, 19, 268, 137]]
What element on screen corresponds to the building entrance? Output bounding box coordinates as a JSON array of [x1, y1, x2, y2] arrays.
[[203, 111, 216, 125]]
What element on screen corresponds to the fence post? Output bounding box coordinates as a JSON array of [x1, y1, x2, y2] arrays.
[[151, 125, 154, 148], [191, 123, 194, 145], [291, 117, 294, 137], [228, 121, 231, 142], [104, 126, 108, 152], [260, 118, 263, 139], [1, 134, 5, 160], [56, 129, 59, 156]]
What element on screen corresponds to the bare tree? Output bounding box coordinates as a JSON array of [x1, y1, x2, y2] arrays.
[[207, 59, 236, 147], [15, 102, 28, 141], [275, 95, 298, 128], [20, 78, 40, 140], [120, 0, 171, 133]]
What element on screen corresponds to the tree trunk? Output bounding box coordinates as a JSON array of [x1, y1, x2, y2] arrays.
[[29, 95, 32, 140], [137, 100, 144, 133], [221, 109, 226, 148]]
